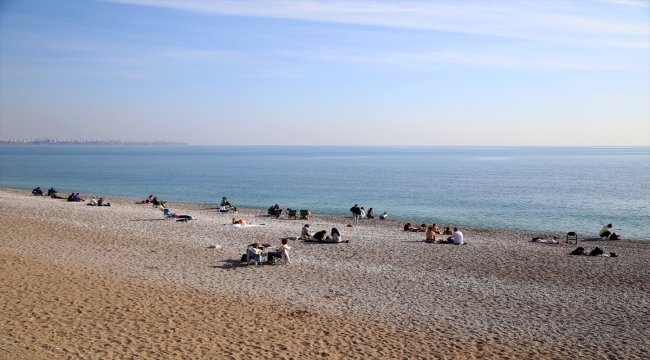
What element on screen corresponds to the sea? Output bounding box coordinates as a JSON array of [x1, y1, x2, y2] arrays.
[[1, 146, 648, 240]]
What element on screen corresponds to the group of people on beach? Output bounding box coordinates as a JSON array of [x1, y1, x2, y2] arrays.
[[349, 204, 387, 225], [245, 239, 291, 266], [401, 222, 464, 244], [32, 187, 110, 206], [416, 223, 464, 244], [300, 224, 347, 243]]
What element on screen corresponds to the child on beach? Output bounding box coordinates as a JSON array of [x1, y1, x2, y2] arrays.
[[379, 212, 388, 220]]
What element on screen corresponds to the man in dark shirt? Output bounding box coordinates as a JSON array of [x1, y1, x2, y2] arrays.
[[350, 204, 361, 226]]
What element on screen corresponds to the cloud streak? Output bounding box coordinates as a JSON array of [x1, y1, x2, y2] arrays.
[[106, 0, 649, 49]]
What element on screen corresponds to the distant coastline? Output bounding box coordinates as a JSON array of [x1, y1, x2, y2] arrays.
[[0, 139, 187, 146]]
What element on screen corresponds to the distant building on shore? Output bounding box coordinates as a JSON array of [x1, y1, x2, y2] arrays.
[[0, 139, 187, 146]]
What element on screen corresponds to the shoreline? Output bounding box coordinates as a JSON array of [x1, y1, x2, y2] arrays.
[[1, 187, 649, 358], [3, 187, 644, 241]]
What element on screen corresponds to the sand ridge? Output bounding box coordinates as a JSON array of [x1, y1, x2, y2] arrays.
[[1, 188, 649, 358]]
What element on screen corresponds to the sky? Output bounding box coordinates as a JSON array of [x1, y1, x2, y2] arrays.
[[0, 0, 648, 146]]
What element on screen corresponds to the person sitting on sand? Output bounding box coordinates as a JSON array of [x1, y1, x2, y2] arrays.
[[48, 188, 64, 199], [97, 197, 110, 206], [221, 197, 237, 211], [367, 208, 375, 219], [267, 239, 291, 262], [301, 224, 313, 238], [451, 227, 464, 245], [379, 212, 388, 220], [152, 197, 165, 207], [246, 243, 264, 266], [72, 193, 84, 202], [313, 230, 327, 241], [425, 226, 438, 243], [360, 207, 366, 218], [417, 224, 427, 232], [442, 227, 453, 242], [404, 223, 413, 232], [87, 197, 98, 206], [599, 224, 621, 240], [273, 204, 282, 218], [32, 187, 43, 196], [67, 193, 75, 202], [432, 224, 441, 234]]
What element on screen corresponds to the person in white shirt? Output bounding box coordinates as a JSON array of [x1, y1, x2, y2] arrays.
[[379, 212, 388, 220], [451, 227, 464, 245], [87, 197, 98, 206]]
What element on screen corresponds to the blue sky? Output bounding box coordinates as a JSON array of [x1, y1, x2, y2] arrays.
[[1, 0, 648, 145]]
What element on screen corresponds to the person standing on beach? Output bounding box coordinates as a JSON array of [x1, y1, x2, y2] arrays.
[[451, 227, 464, 245], [350, 204, 361, 226]]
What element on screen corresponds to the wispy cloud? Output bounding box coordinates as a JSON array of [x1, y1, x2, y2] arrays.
[[106, 0, 650, 49]]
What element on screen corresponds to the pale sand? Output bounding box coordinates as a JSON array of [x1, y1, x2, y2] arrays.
[[1, 188, 648, 359]]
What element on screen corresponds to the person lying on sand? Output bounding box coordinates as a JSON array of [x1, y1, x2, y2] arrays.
[[404, 223, 413, 231], [232, 218, 248, 226]]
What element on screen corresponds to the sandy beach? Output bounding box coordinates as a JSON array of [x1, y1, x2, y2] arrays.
[[1, 188, 649, 359]]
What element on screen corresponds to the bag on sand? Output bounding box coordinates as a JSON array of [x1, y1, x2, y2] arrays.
[[240, 254, 247, 262], [589, 247, 604, 256], [570, 247, 585, 256]]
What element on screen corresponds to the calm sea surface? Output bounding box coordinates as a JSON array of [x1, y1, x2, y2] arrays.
[[1, 146, 648, 239]]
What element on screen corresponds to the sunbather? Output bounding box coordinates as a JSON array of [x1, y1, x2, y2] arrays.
[[425, 226, 439, 243]]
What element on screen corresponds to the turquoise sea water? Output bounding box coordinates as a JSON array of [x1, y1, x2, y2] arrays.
[[1, 146, 648, 239]]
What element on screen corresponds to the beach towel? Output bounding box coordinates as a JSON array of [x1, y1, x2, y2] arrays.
[[224, 224, 261, 228]]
